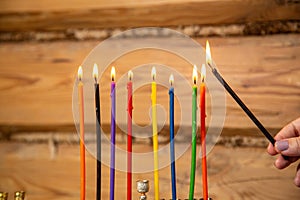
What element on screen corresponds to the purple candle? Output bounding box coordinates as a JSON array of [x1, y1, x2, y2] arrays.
[[110, 66, 116, 200]]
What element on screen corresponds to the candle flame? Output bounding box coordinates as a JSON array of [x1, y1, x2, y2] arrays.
[[151, 67, 156, 81], [111, 66, 116, 81], [128, 70, 133, 81], [201, 64, 206, 82], [206, 40, 212, 66], [169, 74, 174, 86], [78, 66, 83, 81], [93, 63, 98, 82], [192, 65, 198, 85]]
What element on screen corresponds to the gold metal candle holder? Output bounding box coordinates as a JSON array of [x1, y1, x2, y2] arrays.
[[0, 192, 8, 200], [14, 191, 25, 200], [136, 180, 149, 200]]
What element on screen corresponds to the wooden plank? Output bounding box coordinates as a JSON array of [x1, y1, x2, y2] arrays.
[[0, 34, 299, 133], [0, 0, 300, 32], [0, 142, 299, 199]]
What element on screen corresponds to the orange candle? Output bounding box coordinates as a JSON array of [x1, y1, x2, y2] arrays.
[[200, 64, 208, 199], [78, 66, 86, 200]]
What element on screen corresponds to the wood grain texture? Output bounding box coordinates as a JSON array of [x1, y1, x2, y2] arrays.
[[0, 34, 299, 134], [0, 0, 300, 32], [0, 142, 299, 199]]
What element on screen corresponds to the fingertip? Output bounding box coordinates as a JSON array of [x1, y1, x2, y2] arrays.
[[274, 159, 282, 169], [274, 155, 291, 169], [277, 137, 300, 157], [267, 143, 277, 156], [295, 164, 300, 187], [295, 177, 300, 187]]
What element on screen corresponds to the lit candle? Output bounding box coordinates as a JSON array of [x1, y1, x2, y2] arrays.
[[110, 66, 116, 200], [200, 64, 208, 199], [169, 74, 177, 200], [93, 64, 101, 200], [151, 67, 159, 200], [189, 65, 198, 200], [127, 70, 133, 200], [78, 66, 86, 200]]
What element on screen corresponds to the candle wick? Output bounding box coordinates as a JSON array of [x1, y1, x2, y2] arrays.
[[94, 77, 98, 83], [207, 62, 214, 70]]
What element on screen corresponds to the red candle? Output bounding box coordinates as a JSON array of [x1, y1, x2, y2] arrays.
[[200, 64, 208, 199], [127, 70, 133, 200]]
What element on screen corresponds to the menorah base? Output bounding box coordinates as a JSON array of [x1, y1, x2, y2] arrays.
[[136, 179, 212, 200], [139, 195, 147, 200], [159, 198, 212, 200]]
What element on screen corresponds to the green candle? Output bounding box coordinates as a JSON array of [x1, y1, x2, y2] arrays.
[[189, 66, 198, 200]]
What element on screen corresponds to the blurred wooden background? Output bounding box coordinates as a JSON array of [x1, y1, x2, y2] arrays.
[[0, 0, 300, 199]]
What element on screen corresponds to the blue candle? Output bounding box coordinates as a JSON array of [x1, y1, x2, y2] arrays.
[[169, 74, 177, 199]]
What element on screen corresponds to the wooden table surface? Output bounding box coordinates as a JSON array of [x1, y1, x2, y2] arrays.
[[0, 141, 299, 199]]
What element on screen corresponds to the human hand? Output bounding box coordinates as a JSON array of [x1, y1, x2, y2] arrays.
[[267, 118, 300, 187]]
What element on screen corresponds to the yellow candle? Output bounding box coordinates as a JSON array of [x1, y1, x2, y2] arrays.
[[78, 66, 85, 200], [151, 67, 159, 200]]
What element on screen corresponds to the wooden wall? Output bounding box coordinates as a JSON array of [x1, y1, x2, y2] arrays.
[[0, 34, 299, 137], [1, 0, 299, 32], [0, 0, 299, 136]]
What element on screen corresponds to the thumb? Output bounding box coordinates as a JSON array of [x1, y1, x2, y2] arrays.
[[275, 137, 300, 157]]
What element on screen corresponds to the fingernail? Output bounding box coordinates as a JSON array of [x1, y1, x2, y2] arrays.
[[276, 140, 289, 151]]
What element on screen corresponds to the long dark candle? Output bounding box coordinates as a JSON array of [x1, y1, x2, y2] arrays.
[[205, 41, 288, 160], [93, 64, 101, 200], [110, 67, 116, 200], [210, 64, 276, 144], [127, 71, 133, 200], [169, 74, 177, 200]]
